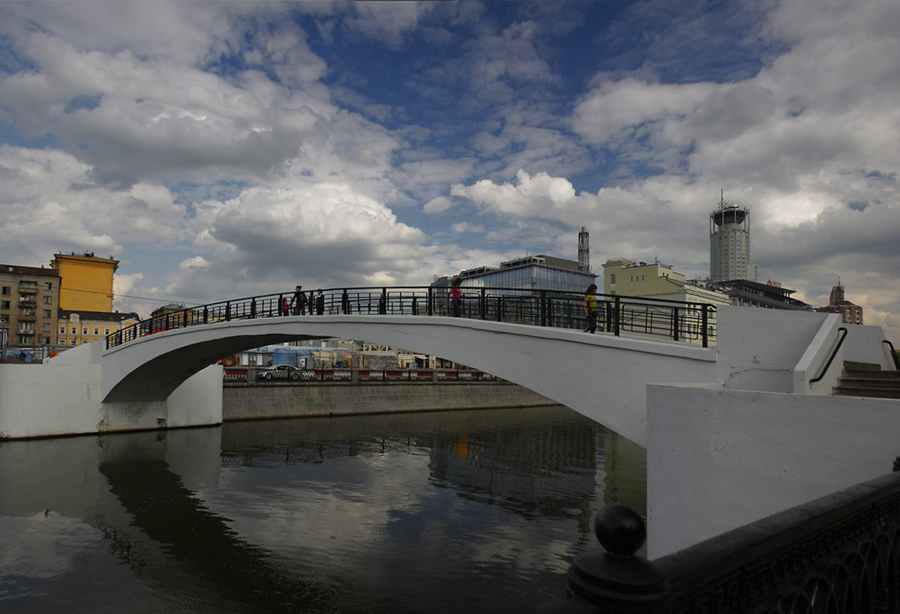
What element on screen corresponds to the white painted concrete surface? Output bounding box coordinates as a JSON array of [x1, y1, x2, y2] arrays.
[[0, 339, 222, 439], [94, 315, 718, 445], [646, 307, 898, 558], [2, 315, 715, 442], [647, 384, 900, 558]]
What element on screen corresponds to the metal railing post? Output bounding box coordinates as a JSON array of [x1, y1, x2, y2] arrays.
[[672, 306, 680, 342], [613, 297, 620, 337], [380, 288, 387, 314], [342, 290, 349, 314], [540, 290, 547, 327], [427, 287, 433, 316], [702, 305, 709, 348]]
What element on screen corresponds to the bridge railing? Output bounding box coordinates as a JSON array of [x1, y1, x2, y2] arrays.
[[541, 466, 900, 613], [106, 286, 717, 349]]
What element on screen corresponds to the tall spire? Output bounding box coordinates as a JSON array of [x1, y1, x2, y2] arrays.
[[578, 227, 590, 273]]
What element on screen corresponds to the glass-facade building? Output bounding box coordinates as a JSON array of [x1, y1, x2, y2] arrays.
[[432, 255, 596, 296]]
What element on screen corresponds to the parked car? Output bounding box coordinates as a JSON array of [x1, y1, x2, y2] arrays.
[[256, 364, 302, 381]]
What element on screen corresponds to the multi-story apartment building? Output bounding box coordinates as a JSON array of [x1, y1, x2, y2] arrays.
[[57, 309, 140, 347], [602, 258, 731, 306], [50, 252, 119, 312], [0, 264, 61, 348]]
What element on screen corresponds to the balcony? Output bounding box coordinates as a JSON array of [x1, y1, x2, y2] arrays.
[[19, 282, 38, 294]]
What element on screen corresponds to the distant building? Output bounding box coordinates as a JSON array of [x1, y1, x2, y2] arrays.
[[434, 254, 597, 295], [58, 309, 140, 346], [816, 283, 863, 325], [708, 279, 811, 311], [0, 264, 61, 348], [603, 258, 730, 306], [709, 191, 757, 283], [50, 252, 119, 312]]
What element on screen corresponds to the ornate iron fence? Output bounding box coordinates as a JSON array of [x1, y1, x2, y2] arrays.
[[541, 468, 900, 613], [107, 286, 717, 350]]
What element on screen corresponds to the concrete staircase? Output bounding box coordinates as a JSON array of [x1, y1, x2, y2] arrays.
[[833, 362, 900, 399]]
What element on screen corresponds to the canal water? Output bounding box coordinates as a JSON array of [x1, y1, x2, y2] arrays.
[[0, 405, 646, 613]]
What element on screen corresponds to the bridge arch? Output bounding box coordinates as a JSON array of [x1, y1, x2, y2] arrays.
[[100, 315, 716, 446]]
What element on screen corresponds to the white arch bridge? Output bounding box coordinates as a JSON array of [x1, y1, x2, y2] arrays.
[[5, 286, 718, 444], [4, 286, 900, 559]]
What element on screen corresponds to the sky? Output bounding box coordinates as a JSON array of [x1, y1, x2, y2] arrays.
[[0, 1, 898, 341]]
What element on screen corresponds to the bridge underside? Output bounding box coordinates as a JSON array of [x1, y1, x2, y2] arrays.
[[99, 315, 718, 446]]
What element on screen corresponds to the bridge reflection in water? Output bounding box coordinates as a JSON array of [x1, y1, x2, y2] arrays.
[[0, 405, 645, 613]]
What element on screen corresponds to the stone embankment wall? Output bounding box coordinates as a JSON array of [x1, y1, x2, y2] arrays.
[[223, 381, 555, 421]]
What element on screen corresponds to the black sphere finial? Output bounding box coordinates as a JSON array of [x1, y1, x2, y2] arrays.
[[594, 504, 646, 556]]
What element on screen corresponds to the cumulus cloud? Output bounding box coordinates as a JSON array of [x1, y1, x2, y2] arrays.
[[0, 146, 187, 264], [424, 196, 453, 214], [0, 1, 897, 341], [151, 180, 431, 301]]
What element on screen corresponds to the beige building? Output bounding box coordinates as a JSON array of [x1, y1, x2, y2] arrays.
[[0, 264, 61, 349], [58, 309, 140, 347], [603, 258, 731, 306]]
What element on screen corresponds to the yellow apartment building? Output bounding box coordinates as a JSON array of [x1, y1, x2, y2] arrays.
[[50, 252, 118, 312]]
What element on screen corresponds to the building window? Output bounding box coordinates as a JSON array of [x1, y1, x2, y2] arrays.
[[43, 309, 51, 318], [60, 327, 66, 335], [0, 300, 9, 310], [82, 328, 88, 335], [94, 328, 99, 335], [43, 296, 53, 304], [71, 339, 77, 345], [71, 327, 77, 334], [610, 274, 616, 284], [1, 286, 9, 295], [105, 329, 110, 335], [44, 282, 53, 290], [0, 314, 8, 323], [42, 323, 51, 332]]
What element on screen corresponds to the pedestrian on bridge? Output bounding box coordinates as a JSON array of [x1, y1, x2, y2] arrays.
[[584, 284, 598, 333], [444, 277, 463, 317], [291, 285, 307, 315], [315, 289, 324, 315]]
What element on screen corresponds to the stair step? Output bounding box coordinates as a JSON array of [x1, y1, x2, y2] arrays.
[[844, 361, 883, 371], [841, 369, 900, 381], [833, 386, 900, 399], [837, 377, 900, 389]]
